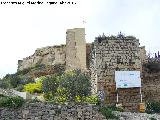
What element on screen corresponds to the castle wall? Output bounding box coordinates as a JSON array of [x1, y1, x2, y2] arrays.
[[90, 35, 142, 111], [18, 45, 66, 71]]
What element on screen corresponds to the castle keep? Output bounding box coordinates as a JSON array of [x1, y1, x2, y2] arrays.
[[66, 28, 87, 71]]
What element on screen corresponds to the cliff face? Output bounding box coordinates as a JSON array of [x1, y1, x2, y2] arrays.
[[18, 45, 66, 71]]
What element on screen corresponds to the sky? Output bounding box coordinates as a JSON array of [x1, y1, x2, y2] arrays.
[[0, 0, 160, 78]]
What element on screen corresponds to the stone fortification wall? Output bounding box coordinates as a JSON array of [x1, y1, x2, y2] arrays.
[[18, 45, 66, 71], [90, 35, 142, 111], [0, 103, 105, 120]]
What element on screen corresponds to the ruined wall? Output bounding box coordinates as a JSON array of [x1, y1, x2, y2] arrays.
[[0, 103, 105, 120], [139, 46, 148, 64], [18, 45, 66, 71], [142, 71, 160, 102], [90, 35, 142, 111], [66, 28, 86, 71]]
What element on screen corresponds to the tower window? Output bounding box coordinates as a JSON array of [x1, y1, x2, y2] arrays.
[[75, 42, 76, 46]]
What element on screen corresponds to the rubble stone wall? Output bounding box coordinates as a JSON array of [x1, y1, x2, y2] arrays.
[[0, 103, 105, 120]]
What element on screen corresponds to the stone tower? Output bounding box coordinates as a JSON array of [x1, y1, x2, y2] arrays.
[[66, 28, 86, 71]]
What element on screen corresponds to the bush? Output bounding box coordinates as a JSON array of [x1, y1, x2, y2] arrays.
[[107, 105, 124, 112], [0, 96, 24, 108], [0, 79, 9, 89], [42, 75, 59, 97], [23, 81, 42, 93], [84, 95, 99, 104], [150, 117, 157, 120], [99, 107, 119, 119], [61, 70, 91, 102], [54, 87, 68, 104], [43, 93, 54, 101], [146, 101, 160, 114], [1, 74, 22, 88], [15, 84, 24, 92], [54, 96, 67, 104]]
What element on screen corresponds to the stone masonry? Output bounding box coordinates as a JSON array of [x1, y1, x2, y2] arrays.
[[0, 102, 105, 120], [66, 28, 86, 71], [90, 34, 143, 111]]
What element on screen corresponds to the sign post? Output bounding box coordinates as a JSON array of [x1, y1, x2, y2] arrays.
[[115, 71, 142, 110]]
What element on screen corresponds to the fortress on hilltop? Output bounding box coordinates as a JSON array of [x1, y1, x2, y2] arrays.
[[18, 28, 87, 72], [18, 28, 148, 107]]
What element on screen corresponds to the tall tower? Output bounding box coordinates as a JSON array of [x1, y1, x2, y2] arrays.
[[66, 28, 86, 71]]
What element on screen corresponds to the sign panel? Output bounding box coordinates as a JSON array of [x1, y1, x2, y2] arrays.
[[115, 71, 141, 88]]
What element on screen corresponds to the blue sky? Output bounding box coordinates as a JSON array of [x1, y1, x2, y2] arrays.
[[0, 0, 160, 78]]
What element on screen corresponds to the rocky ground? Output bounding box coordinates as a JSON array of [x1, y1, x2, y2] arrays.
[[114, 111, 160, 120]]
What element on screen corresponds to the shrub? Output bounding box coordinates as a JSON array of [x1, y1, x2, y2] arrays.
[[54, 96, 67, 104], [75, 95, 82, 103], [0, 79, 9, 89], [3, 74, 22, 88], [150, 117, 157, 120], [42, 75, 59, 97], [99, 107, 119, 119], [84, 95, 99, 104], [146, 101, 160, 114], [61, 70, 91, 102], [23, 81, 42, 93], [43, 93, 54, 101], [0, 96, 24, 108], [54, 87, 68, 104], [107, 105, 124, 112], [15, 84, 24, 92]]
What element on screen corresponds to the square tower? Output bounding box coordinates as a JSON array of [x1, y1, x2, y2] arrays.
[[66, 28, 86, 71]]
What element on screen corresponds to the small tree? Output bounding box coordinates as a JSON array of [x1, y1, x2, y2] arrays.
[[2, 74, 21, 88], [61, 70, 91, 102], [42, 75, 59, 98]]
